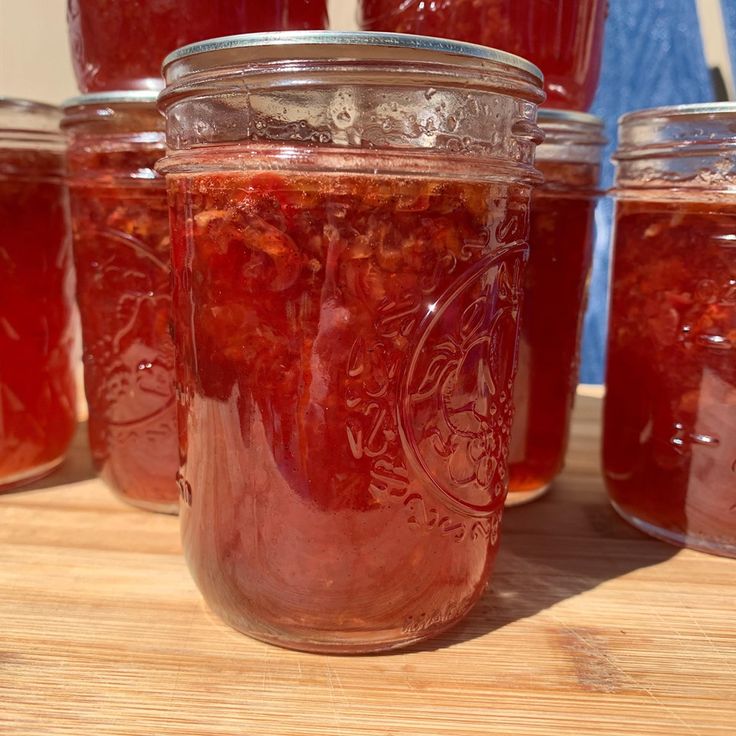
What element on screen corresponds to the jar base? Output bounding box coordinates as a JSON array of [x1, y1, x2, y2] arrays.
[[207, 595, 483, 655], [505, 482, 551, 507], [0, 456, 65, 493], [221, 624, 447, 655], [610, 499, 736, 559]]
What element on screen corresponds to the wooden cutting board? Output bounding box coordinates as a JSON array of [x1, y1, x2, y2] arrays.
[[1, 392, 734, 736]]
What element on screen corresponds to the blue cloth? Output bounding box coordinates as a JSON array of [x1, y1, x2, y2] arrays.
[[723, 0, 736, 77], [579, 0, 714, 383]]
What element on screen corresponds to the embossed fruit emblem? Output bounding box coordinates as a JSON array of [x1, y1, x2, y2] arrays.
[[83, 227, 175, 427], [400, 244, 524, 515]]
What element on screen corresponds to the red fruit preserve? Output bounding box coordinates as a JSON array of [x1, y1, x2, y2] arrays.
[[159, 33, 544, 651], [0, 100, 77, 490], [508, 110, 605, 505], [605, 104, 736, 557], [63, 93, 178, 513], [67, 0, 328, 92], [359, 0, 607, 110]]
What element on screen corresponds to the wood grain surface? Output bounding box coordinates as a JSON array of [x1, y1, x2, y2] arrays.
[[1, 393, 734, 736]]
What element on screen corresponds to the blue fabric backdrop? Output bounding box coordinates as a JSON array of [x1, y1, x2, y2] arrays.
[[579, 0, 713, 383], [723, 0, 736, 57]]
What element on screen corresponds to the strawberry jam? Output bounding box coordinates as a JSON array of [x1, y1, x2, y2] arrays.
[[169, 169, 529, 650], [67, 0, 328, 92], [604, 199, 736, 556], [359, 0, 607, 110], [0, 101, 76, 489], [64, 94, 178, 512], [508, 111, 604, 504], [605, 103, 736, 557]]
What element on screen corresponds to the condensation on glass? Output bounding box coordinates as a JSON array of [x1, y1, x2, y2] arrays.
[[606, 103, 736, 557], [158, 31, 545, 652], [62, 92, 179, 513], [507, 109, 605, 505], [0, 98, 77, 491]]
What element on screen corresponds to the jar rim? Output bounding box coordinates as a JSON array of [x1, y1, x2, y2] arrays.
[[615, 100, 736, 163], [161, 30, 543, 82], [539, 109, 604, 127], [62, 91, 160, 109], [619, 101, 736, 126], [0, 97, 62, 137]]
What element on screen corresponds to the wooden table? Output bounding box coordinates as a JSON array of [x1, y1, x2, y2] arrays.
[[1, 393, 734, 736]]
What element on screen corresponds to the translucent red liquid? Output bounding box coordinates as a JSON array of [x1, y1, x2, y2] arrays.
[[0, 150, 76, 489], [509, 161, 597, 499], [68, 147, 178, 511], [359, 0, 606, 110], [67, 0, 329, 92], [168, 169, 530, 650], [604, 200, 736, 556]]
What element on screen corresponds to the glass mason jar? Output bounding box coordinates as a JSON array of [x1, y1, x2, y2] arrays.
[[67, 0, 329, 93], [62, 92, 179, 513], [158, 31, 544, 652], [358, 0, 607, 111], [507, 110, 605, 506], [605, 103, 736, 557], [0, 99, 77, 490]]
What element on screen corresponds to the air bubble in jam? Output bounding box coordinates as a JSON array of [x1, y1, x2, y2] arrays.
[[168, 168, 530, 651]]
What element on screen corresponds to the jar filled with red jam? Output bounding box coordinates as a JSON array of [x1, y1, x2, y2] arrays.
[[0, 99, 77, 490], [508, 110, 605, 505], [359, 0, 607, 110], [158, 32, 544, 652], [62, 93, 178, 513], [605, 103, 736, 557], [67, 0, 328, 93]]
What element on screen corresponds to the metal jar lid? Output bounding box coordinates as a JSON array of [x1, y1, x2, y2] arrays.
[[162, 30, 543, 84], [158, 30, 545, 181], [534, 108, 606, 168], [61, 91, 164, 135], [539, 109, 605, 127], [61, 91, 161, 109]]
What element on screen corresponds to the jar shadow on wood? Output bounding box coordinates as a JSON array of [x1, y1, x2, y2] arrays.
[[396, 396, 679, 654], [0, 421, 97, 495]]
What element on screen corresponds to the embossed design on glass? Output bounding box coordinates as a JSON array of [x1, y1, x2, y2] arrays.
[[403, 250, 523, 515], [0, 100, 76, 490], [159, 32, 543, 651], [72, 218, 178, 509], [605, 104, 736, 557], [64, 95, 179, 513]]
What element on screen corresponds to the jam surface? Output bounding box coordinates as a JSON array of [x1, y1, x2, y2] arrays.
[[359, 0, 606, 110], [67, 0, 328, 92], [168, 168, 529, 650], [604, 199, 736, 555], [509, 160, 597, 498], [69, 146, 178, 510], [0, 150, 76, 488]]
